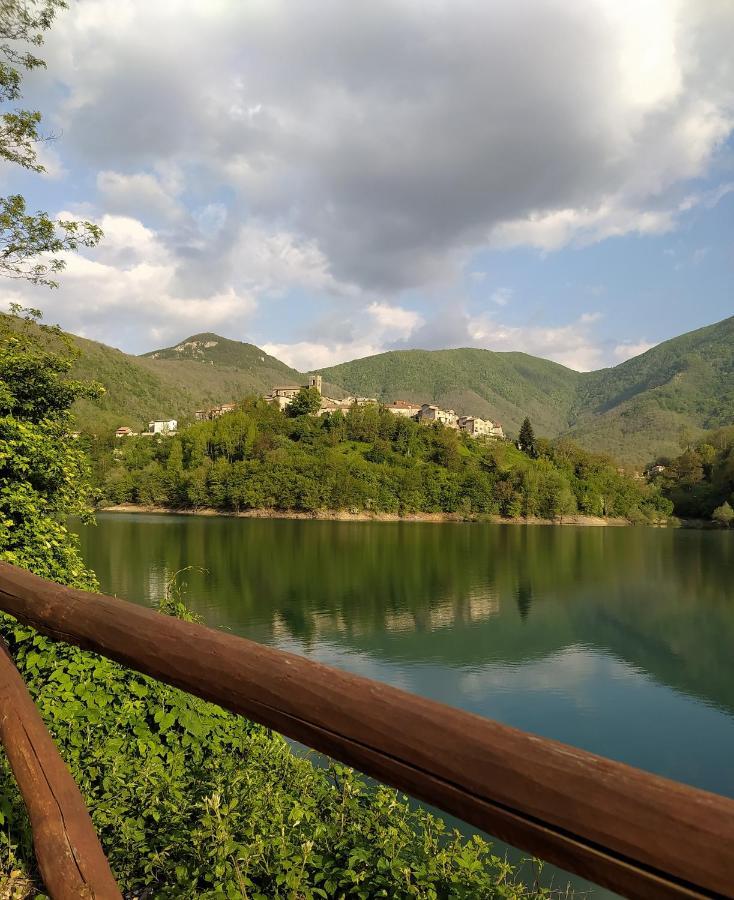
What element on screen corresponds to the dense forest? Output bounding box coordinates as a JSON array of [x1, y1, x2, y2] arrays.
[[91, 395, 673, 522], [651, 426, 734, 524]]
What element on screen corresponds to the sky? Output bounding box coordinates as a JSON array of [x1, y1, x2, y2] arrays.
[[3, 0, 733, 371]]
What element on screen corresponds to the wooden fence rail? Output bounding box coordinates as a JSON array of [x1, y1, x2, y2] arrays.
[[0, 561, 732, 899]]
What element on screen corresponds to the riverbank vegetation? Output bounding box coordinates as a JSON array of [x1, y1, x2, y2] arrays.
[[1, 315, 555, 894], [650, 427, 734, 525], [92, 397, 673, 523]]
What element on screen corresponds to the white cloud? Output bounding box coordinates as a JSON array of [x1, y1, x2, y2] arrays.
[[261, 340, 385, 371], [0, 213, 256, 351], [32, 0, 734, 291], [263, 301, 423, 370], [613, 340, 655, 362], [490, 287, 513, 307], [490, 204, 678, 252], [367, 301, 423, 336], [468, 311, 607, 371], [231, 225, 350, 297], [96, 170, 182, 222]]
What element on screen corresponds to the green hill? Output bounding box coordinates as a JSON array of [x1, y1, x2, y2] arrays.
[[21, 312, 732, 464], [319, 348, 581, 438], [68, 333, 302, 433], [320, 316, 734, 464], [563, 317, 734, 462]]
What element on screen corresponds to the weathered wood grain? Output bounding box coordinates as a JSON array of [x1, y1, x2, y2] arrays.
[[0, 560, 731, 899], [0, 636, 121, 899]]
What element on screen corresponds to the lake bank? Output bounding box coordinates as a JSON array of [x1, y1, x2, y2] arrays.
[[99, 503, 632, 526]]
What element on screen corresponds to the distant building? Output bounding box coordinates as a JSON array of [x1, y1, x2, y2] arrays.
[[265, 374, 324, 410], [315, 395, 378, 416], [458, 416, 504, 439], [648, 464, 667, 477], [317, 398, 349, 416], [417, 404, 459, 428], [115, 426, 136, 437], [148, 419, 177, 435], [195, 403, 238, 421], [386, 400, 422, 418]]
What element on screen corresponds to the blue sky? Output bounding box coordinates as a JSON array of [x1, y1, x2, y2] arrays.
[[3, 0, 733, 371]]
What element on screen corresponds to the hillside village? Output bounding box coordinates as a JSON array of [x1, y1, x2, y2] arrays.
[[117, 373, 505, 440]]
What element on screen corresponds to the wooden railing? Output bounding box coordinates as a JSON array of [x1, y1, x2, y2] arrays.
[[0, 560, 732, 899]]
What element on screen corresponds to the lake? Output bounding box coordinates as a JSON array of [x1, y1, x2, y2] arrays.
[[74, 513, 734, 897]]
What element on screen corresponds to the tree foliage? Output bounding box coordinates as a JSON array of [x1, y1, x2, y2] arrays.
[[712, 501, 734, 528], [518, 417, 536, 457], [287, 386, 322, 417], [0, 306, 100, 585], [97, 399, 673, 523], [652, 425, 734, 522], [0, 0, 101, 286]]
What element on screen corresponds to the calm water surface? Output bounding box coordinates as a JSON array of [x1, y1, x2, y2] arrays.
[[74, 514, 734, 896]]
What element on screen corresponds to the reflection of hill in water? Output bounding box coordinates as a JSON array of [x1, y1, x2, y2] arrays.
[[78, 516, 734, 716]]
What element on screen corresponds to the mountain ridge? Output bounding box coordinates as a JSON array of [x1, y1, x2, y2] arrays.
[[53, 313, 734, 465]]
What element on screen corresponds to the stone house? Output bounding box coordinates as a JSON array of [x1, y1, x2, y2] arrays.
[[266, 374, 323, 410], [458, 416, 504, 439], [386, 400, 422, 417], [417, 404, 459, 428]]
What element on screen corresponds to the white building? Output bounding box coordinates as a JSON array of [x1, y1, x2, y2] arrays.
[[417, 404, 459, 428], [148, 419, 177, 434], [458, 416, 504, 439]]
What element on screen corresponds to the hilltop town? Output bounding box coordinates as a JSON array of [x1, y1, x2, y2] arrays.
[[190, 374, 505, 439]]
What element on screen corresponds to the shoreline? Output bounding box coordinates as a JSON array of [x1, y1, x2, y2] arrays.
[[98, 504, 633, 527]]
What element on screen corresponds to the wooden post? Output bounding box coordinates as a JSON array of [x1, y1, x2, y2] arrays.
[[0, 638, 121, 900]]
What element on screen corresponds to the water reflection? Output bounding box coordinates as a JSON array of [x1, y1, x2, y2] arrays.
[[74, 514, 734, 793], [73, 514, 734, 899]]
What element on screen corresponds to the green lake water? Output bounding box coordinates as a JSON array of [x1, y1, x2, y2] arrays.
[[74, 514, 734, 897]]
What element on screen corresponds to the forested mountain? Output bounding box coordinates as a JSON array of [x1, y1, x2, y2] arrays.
[[68, 333, 303, 432], [17, 313, 732, 465], [564, 317, 734, 462], [322, 316, 734, 464], [320, 349, 581, 438]]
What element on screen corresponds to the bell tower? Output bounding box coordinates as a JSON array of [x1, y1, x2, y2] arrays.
[[310, 374, 323, 395]]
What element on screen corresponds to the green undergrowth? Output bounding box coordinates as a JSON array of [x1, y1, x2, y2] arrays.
[[0, 595, 556, 898]]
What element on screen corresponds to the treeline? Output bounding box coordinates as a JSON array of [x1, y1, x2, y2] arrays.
[[651, 427, 734, 524], [91, 398, 673, 522]]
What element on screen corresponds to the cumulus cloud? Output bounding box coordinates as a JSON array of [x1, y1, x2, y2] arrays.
[[31, 0, 734, 294], [467, 310, 608, 370], [613, 340, 655, 362], [0, 214, 256, 351], [8, 0, 733, 365], [96, 170, 183, 222], [263, 301, 424, 369], [490, 287, 513, 307]]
